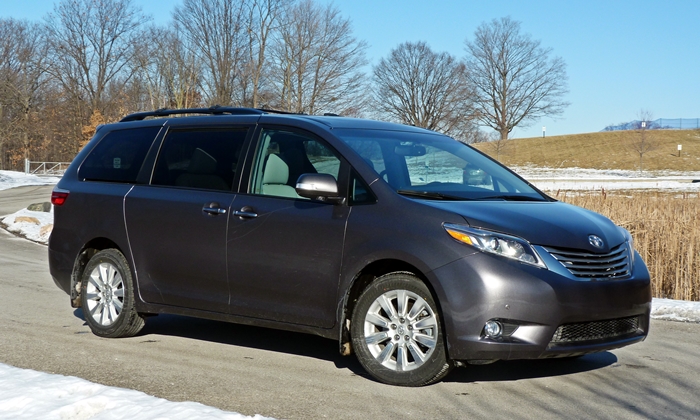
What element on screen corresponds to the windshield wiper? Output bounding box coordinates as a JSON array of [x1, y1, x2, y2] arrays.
[[480, 194, 545, 202], [397, 190, 471, 201]]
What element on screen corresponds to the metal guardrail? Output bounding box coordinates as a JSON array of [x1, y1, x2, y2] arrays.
[[24, 159, 71, 176]]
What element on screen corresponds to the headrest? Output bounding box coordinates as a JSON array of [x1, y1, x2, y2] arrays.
[[188, 148, 217, 174], [262, 154, 289, 185]]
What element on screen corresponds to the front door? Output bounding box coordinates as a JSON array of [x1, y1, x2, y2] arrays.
[[227, 128, 348, 327]]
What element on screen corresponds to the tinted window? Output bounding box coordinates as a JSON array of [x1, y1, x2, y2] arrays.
[[250, 129, 341, 199], [151, 128, 248, 191], [79, 127, 160, 183]]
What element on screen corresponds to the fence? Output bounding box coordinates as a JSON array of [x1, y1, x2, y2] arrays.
[[24, 159, 71, 176], [655, 118, 700, 130], [603, 118, 700, 131]]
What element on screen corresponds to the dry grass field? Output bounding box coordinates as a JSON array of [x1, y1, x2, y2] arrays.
[[473, 129, 700, 171], [557, 191, 699, 301]]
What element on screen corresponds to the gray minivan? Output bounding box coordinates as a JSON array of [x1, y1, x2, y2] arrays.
[[49, 107, 651, 386]]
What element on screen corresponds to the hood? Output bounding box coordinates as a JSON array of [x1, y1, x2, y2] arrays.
[[425, 200, 625, 252]]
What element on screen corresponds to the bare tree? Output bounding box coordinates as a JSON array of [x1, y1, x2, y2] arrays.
[[630, 109, 658, 173], [44, 0, 149, 117], [0, 19, 48, 169], [465, 17, 569, 140], [134, 27, 202, 110], [485, 132, 511, 161], [238, 0, 287, 108], [270, 0, 368, 115], [372, 41, 475, 141], [174, 0, 250, 106]]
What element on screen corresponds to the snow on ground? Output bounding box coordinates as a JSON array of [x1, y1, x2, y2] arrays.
[[512, 166, 700, 192], [651, 299, 700, 323], [1, 168, 699, 419], [0, 364, 271, 420], [1, 208, 54, 243], [0, 170, 60, 191]]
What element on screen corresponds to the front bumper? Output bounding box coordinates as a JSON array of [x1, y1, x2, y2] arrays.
[[429, 250, 651, 361]]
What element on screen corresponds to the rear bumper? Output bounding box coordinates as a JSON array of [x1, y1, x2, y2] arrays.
[[48, 234, 72, 296], [429, 251, 651, 361]]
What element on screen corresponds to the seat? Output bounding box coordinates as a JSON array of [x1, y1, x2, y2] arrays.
[[175, 148, 229, 191], [271, 133, 317, 187], [261, 154, 301, 198]]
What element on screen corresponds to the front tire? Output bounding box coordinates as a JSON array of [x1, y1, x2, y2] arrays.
[[351, 273, 452, 386], [81, 249, 145, 338]]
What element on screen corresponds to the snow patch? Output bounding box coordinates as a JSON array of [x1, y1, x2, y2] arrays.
[[0, 363, 273, 420], [1, 208, 54, 243], [650, 298, 700, 323], [0, 170, 60, 192], [511, 166, 700, 192]]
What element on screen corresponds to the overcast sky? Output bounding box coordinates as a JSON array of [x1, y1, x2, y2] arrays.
[[3, 0, 698, 138]]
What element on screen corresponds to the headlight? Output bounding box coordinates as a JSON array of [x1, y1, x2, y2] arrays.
[[444, 223, 546, 268], [618, 226, 635, 267]]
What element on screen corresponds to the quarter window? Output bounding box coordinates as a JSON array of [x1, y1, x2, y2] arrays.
[[350, 171, 376, 205], [79, 127, 160, 183]]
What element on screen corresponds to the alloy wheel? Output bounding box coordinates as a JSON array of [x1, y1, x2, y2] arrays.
[[362, 289, 438, 372], [85, 262, 125, 326]]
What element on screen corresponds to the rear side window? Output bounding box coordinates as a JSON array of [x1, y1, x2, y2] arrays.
[[151, 128, 248, 191], [79, 127, 160, 183]]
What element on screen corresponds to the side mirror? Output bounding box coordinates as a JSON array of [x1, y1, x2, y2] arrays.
[[295, 173, 345, 204]]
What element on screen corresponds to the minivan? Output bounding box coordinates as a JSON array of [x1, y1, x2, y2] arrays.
[[49, 107, 651, 386]]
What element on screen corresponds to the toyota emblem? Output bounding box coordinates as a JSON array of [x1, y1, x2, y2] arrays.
[[588, 235, 604, 249]]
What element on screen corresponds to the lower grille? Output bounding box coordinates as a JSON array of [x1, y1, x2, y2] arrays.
[[550, 316, 640, 344]]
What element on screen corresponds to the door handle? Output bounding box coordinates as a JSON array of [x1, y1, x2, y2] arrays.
[[203, 202, 227, 216], [233, 206, 258, 219]]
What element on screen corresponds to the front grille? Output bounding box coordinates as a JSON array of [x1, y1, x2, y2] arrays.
[[550, 316, 640, 344], [543, 243, 631, 279]]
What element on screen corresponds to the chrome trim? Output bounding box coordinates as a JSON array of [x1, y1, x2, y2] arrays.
[[543, 243, 631, 279]]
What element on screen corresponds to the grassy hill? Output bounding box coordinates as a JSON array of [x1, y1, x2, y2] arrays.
[[472, 129, 700, 171]]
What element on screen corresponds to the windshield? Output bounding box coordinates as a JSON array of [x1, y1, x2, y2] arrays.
[[334, 129, 546, 201]]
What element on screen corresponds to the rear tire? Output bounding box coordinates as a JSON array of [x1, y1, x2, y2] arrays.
[[81, 249, 145, 338], [351, 273, 452, 386]]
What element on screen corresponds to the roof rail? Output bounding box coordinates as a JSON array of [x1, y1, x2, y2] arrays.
[[120, 106, 271, 122]]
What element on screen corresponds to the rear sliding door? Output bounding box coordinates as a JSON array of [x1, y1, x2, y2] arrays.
[[125, 127, 248, 313]]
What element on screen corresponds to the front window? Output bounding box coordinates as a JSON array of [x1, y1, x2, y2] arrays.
[[250, 128, 341, 199], [335, 129, 546, 201]]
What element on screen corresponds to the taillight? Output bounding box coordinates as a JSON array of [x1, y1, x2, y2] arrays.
[[51, 188, 70, 206]]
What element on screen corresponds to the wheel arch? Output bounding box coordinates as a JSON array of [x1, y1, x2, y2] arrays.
[[338, 259, 446, 357], [69, 237, 126, 308]]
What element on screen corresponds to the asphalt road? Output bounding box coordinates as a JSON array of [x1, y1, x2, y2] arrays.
[[0, 185, 54, 216], [1, 185, 699, 419]]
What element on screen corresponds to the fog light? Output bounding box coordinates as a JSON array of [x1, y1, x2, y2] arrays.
[[484, 320, 503, 338]]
